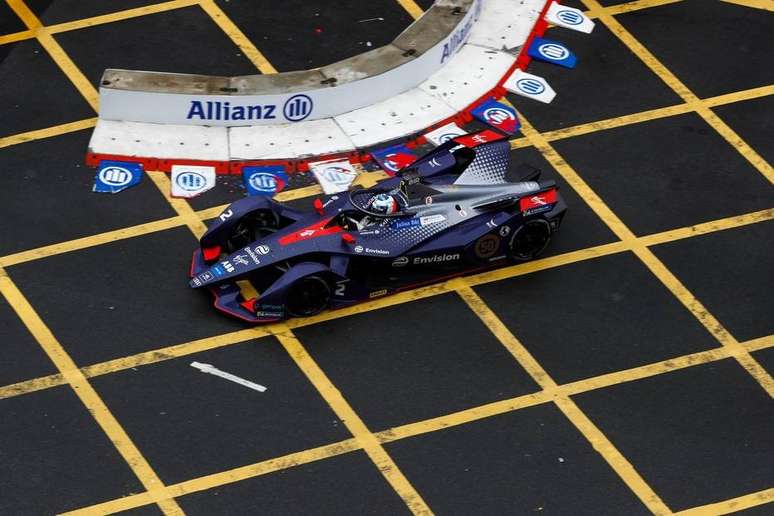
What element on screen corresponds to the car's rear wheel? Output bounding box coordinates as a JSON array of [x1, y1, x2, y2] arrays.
[[508, 219, 551, 261], [226, 210, 280, 252], [285, 276, 331, 317]]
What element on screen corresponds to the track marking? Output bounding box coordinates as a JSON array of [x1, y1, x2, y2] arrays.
[[535, 84, 774, 145], [582, 0, 774, 185], [130, 64, 430, 512], [2, 209, 772, 403], [519, 114, 774, 397], [59, 332, 773, 514], [272, 327, 432, 515], [639, 209, 774, 247], [0, 28, 32, 45], [0, 117, 97, 150], [190, 361, 267, 392], [455, 285, 672, 514], [198, 0, 278, 74], [0, 80, 766, 155], [35, 32, 99, 110], [146, 171, 209, 238], [395, 0, 425, 20], [0, 373, 65, 400], [62, 438, 361, 515], [43, 0, 199, 34], [0, 266, 183, 516], [586, 0, 684, 18], [1, 4, 186, 514], [675, 486, 774, 515], [720, 0, 774, 11], [744, 335, 774, 353], [0, 170, 391, 269], [84, 328, 269, 377], [0, 216, 184, 268], [1, 0, 768, 510], [6, 0, 98, 111]]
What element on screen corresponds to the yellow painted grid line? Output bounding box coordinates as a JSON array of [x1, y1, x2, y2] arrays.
[[0, 117, 98, 150], [720, 0, 774, 12], [675, 486, 774, 515], [0, 80, 770, 170], [1, 0, 768, 512], [62, 331, 773, 513], [396, 0, 425, 21], [43, 0, 199, 35], [146, 171, 209, 238], [6, 0, 98, 111], [0, 267, 184, 516], [1, 208, 772, 403], [455, 285, 671, 514], [0, 28, 32, 44], [533, 84, 774, 146], [586, 0, 684, 19], [137, 126, 429, 515], [2, 2, 185, 514], [0, 0, 681, 48], [0, 170, 390, 269], [62, 438, 362, 515], [582, 0, 774, 185], [5, 0, 39, 28], [0, 216, 186, 268], [0, 83, 768, 268], [273, 328, 432, 514], [120, 0, 428, 496], [197, 0, 277, 74], [518, 114, 774, 397]]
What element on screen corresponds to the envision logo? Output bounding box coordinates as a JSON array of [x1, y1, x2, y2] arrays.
[[413, 253, 460, 265]]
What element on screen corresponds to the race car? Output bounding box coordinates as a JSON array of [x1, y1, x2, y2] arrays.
[[190, 130, 566, 323]]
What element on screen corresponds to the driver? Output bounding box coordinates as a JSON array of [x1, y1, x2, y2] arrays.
[[370, 193, 398, 214]]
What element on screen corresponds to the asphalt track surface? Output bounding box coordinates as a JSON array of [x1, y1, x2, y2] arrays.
[[0, 0, 773, 514]]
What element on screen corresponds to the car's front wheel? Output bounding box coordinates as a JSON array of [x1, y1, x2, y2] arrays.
[[285, 275, 331, 317], [508, 219, 551, 261]]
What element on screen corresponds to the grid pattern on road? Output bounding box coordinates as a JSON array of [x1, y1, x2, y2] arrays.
[[0, 0, 772, 514]]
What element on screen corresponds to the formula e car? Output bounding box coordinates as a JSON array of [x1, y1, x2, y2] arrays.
[[190, 130, 566, 323]]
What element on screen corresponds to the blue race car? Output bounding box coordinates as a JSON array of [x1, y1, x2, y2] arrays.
[[190, 131, 566, 323]]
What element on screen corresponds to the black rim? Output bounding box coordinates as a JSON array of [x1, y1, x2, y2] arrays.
[[286, 276, 330, 317], [509, 220, 551, 260]]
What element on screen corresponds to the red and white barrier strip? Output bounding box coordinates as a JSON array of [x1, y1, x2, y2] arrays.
[[87, 0, 586, 176]]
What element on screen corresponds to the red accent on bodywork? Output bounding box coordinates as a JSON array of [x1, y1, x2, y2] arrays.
[[202, 245, 221, 261], [313, 198, 324, 215], [520, 189, 558, 212], [240, 298, 257, 313], [278, 218, 343, 245], [341, 233, 356, 244], [454, 130, 506, 148]]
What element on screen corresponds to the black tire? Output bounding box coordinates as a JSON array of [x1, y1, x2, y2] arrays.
[[508, 219, 551, 261], [226, 210, 280, 252], [285, 276, 331, 317]]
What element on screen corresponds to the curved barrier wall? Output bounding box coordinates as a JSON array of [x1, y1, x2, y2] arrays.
[[99, 0, 481, 126], [87, 0, 554, 173]]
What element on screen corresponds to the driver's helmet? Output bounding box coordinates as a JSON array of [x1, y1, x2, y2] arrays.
[[370, 193, 398, 214]]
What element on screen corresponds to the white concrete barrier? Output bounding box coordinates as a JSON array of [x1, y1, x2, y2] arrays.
[[87, 0, 555, 173]]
